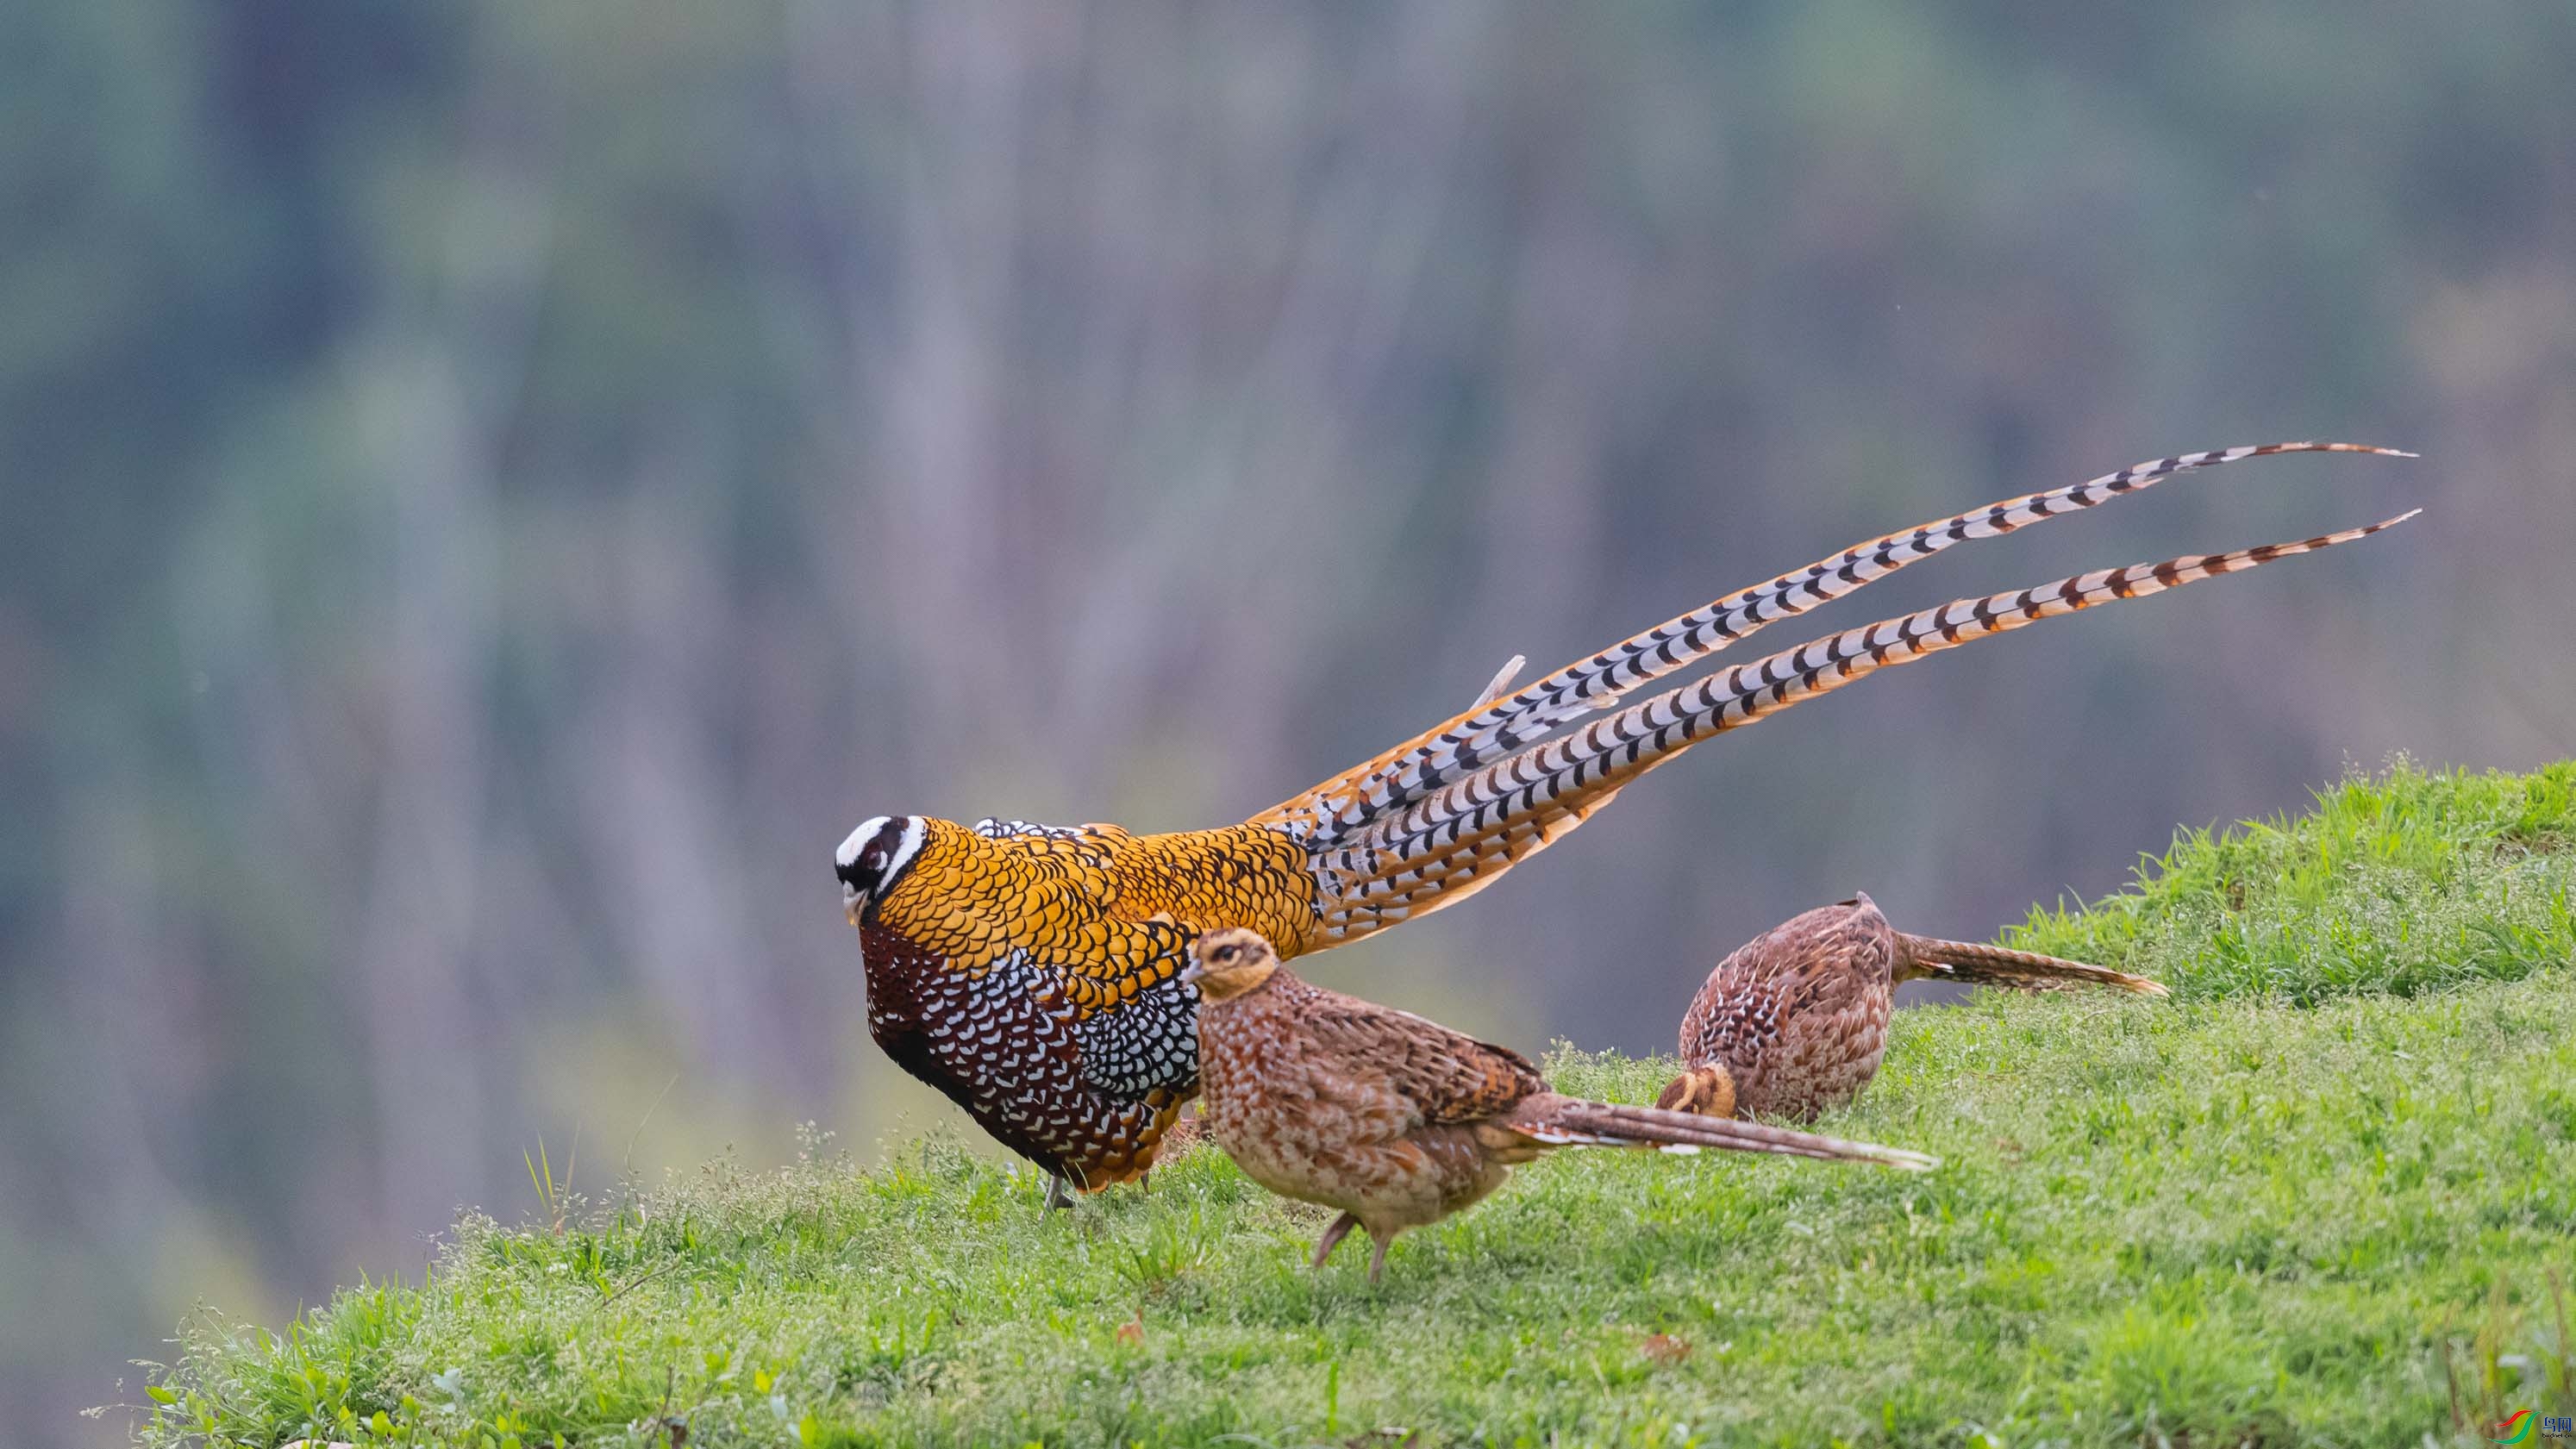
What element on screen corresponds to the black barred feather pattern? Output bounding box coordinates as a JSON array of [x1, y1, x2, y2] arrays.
[[1259, 442, 2410, 848], [1307, 510, 2417, 940]]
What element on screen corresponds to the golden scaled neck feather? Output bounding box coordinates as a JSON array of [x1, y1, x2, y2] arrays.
[[869, 817, 1325, 974]]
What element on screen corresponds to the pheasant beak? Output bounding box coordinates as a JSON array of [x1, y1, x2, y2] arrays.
[[1178, 960, 1205, 986]]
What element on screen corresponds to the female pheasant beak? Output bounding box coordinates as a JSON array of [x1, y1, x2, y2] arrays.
[[1183, 928, 1279, 1000]]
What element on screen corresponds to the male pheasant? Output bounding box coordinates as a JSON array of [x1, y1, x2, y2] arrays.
[[835, 443, 2413, 1201], [1655, 891, 2166, 1122], [1183, 927, 1934, 1282]]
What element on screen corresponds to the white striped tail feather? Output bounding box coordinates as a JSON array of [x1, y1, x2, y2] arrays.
[[1307, 510, 2418, 941], [1522, 1129, 1700, 1155], [1522, 1097, 1941, 1169], [1258, 442, 2410, 846]]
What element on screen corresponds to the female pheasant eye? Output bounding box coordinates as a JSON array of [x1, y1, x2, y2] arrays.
[[1215, 946, 1238, 963]]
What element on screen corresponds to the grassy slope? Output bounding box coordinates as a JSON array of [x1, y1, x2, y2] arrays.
[[134, 763, 2576, 1448]]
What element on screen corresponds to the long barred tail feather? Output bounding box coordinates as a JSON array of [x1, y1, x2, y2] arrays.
[[1899, 934, 2169, 996], [1304, 511, 2417, 942], [1254, 443, 2410, 846], [1470, 654, 1528, 709], [1518, 1094, 1938, 1171]]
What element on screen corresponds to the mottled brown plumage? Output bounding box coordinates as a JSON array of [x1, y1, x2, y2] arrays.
[[1657, 891, 2167, 1122], [1184, 927, 1935, 1282]]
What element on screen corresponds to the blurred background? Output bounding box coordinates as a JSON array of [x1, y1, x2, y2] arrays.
[[3, 2, 2572, 1441]]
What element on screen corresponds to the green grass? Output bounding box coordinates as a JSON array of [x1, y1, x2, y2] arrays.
[[2005, 757, 2576, 1005], [133, 763, 2576, 1448]]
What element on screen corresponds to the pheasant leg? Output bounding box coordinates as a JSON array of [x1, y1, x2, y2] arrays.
[[1043, 1174, 1074, 1210], [1310, 1212, 1359, 1268]]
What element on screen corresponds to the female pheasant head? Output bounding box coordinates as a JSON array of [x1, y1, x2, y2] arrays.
[[1182, 927, 1281, 1002], [1654, 1063, 1739, 1120], [835, 815, 928, 925]]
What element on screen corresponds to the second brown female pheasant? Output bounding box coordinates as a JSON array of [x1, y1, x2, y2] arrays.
[[836, 443, 2410, 1202], [1184, 927, 1935, 1283], [1655, 891, 2166, 1122]]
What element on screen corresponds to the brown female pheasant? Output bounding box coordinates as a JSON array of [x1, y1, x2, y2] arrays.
[[835, 442, 2412, 1202], [1655, 891, 2167, 1122], [1182, 927, 1935, 1282]]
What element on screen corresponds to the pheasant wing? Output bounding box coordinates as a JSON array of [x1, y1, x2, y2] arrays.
[[1685, 900, 1896, 1059], [1294, 989, 1547, 1126]]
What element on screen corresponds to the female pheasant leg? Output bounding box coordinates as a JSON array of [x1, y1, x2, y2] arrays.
[[1312, 1211, 1359, 1267]]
